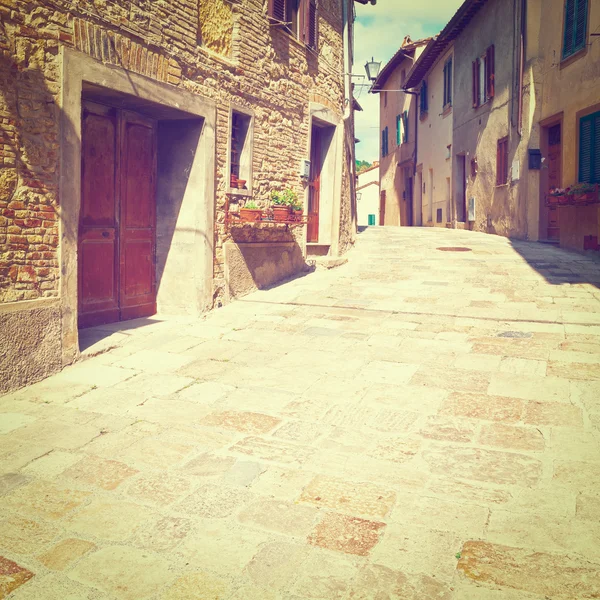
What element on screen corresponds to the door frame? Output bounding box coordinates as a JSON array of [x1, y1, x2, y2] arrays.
[[539, 112, 563, 241], [307, 103, 343, 253], [61, 48, 216, 364]]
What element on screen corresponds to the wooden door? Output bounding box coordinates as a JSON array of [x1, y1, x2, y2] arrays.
[[379, 190, 386, 225], [79, 103, 119, 328], [308, 125, 321, 243], [546, 124, 561, 241], [119, 112, 157, 321], [79, 105, 157, 328]]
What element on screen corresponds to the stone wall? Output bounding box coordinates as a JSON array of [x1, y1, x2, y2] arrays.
[[0, 0, 355, 392], [0, 0, 351, 305]]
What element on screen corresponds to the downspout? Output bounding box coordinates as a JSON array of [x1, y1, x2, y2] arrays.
[[518, 0, 526, 137]]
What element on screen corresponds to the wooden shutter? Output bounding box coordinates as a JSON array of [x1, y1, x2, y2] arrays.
[[396, 115, 401, 145], [579, 111, 600, 184], [307, 0, 318, 49], [496, 137, 508, 185], [487, 45, 495, 98], [420, 82, 428, 113], [574, 0, 588, 52], [447, 59, 452, 105], [269, 0, 286, 22], [381, 128, 385, 157], [403, 111, 409, 143], [472, 60, 478, 108]]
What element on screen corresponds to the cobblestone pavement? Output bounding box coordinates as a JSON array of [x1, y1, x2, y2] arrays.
[[2, 227, 600, 599]]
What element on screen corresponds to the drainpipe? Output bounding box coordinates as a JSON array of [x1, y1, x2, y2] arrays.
[[517, 0, 526, 137]]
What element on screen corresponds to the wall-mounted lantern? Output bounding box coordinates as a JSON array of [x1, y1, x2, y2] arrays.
[[365, 57, 381, 83]]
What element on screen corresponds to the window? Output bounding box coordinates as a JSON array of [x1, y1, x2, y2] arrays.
[[381, 127, 389, 157], [472, 45, 495, 108], [268, 0, 318, 50], [402, 110, 409, 143], [229, 109, 253, 191], [562, 0, 588, 59], [579, 110, 600, 183], [443, 58, 452, 109], [419, 81, 428, 115], [496, 137, 509, 185]]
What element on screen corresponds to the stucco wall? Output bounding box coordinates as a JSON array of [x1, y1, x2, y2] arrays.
[[452, 0, 531, 239], [0, 0, 353, 392], [534, 0, 600, 250], [416, 46, 454, 227], [357, 166, 380, 226], [378, 56, 417, 226]]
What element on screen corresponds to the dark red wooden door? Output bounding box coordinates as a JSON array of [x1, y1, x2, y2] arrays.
[[547, 124, 561, 241], [308, 125, 321, 243], [79, 105, 157, 329], [79, 103, 119, 328], [119, 112, 157, 321]]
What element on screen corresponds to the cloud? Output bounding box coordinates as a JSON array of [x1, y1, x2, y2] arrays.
[[353, 0, 463, 162]]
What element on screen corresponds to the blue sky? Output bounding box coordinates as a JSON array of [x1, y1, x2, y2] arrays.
[[353, 0, 463, 163]]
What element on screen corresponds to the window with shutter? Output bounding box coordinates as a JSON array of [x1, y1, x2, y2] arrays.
[[562, 0, 588, 59], [443, 58, 452, 108], [402, 111, 409, 143], [496, 137, 509, 185], [579, 110, 600, 184], [420, 82, 428, 115], [396, 115, 401, 146], [307, 0, 317, 50], [472, 60, 478, 108], [487, 44, 495, 98], [269, 0, 286, 22]]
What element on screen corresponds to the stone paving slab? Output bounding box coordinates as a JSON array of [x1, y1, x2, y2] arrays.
[[1, 227, 600, 598]]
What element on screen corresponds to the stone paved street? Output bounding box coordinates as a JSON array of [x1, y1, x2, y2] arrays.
[[2, 227, 600, 599]]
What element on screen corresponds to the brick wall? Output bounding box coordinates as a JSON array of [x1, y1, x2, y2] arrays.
[[0, 0, 352, 305]]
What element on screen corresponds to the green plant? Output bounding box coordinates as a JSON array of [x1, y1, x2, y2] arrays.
[[270, 188, 298, 206], [244, 201, 259, 209], [569, 182, 595, 194]]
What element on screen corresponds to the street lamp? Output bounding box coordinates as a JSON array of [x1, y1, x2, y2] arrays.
[[364, 57, 381, 83]]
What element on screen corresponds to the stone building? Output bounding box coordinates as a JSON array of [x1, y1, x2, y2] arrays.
[[0, 0, 365, 393], [372, 37, 429, 227]]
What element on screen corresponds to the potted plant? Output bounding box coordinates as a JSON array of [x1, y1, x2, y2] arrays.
[[570, 182, 597, 204], [239, 200, 261, 222], [270, 189, 297, 222], [292, 199, 304, 221], [548, 187, 567, 205]]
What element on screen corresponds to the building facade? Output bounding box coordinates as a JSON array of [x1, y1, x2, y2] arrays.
[[373, 37, 429, 227], [0, 0, 362, 393], [356, 162, 380, 226], [406, 40, 454, 228], [533, 0, 600, 251]]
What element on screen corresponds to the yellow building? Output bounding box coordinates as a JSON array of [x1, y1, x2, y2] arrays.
[[531, 0, 600, 250]]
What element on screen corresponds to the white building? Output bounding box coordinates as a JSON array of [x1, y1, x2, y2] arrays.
[[357, 163, 380, 226]]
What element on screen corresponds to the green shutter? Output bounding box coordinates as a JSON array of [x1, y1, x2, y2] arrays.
[[396, 115, 401, 145], [579, 111, 600, 183], [563, 0, 587, 58], [381, 129, 385, 156]]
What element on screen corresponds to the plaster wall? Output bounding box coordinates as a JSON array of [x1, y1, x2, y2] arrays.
[[357, 166, 380, 226], [535, 0, 600, 250], [379, 56, 417, 226], [452, 0, 531, 239], [416, 46, 454, 227]]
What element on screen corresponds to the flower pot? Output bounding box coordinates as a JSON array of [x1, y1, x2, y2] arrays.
[[574, 192, 593, 204], [239, 208, 262, 222], [272, 205, 291, 222], [236, 179, 247, 190], [558, 194, 571, 205], [293, 209, 303, 221], [230, 175, 238, 187], [547, 195, 560, 205]]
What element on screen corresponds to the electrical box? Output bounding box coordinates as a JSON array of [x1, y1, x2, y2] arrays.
[[468, 197, 476, 222], [300, 159, 311, 179], [528, 149, 542, 170]]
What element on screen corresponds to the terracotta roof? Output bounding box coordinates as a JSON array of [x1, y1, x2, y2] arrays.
[[404, 0, 489, 89], [371, 36, 432, 93]]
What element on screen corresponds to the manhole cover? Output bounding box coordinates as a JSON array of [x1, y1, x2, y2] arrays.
[[497, 331, 532, 339], [436, 247, 472, 252]]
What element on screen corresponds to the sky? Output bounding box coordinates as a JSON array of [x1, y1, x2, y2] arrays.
[[353, 0, 463, 164]]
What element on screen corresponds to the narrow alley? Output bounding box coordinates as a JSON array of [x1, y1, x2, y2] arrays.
[[2, 227, 600, 599]]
